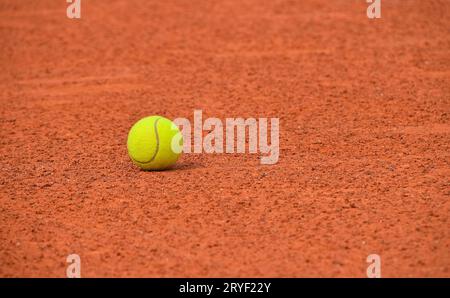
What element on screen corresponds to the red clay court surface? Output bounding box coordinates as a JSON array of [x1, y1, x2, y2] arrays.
[[0, 0, 449, 277]]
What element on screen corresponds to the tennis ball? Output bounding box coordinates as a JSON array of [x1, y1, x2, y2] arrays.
[[127, 116, 183, 170]]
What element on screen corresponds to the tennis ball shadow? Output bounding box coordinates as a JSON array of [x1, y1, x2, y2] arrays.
[[139, 162, 202, 172]]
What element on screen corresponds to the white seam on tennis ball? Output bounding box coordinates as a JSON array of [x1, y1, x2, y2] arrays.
[[131, 117, 161, 165]]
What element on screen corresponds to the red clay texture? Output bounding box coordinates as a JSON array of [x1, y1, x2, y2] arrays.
[[0, 0, 449, 277]]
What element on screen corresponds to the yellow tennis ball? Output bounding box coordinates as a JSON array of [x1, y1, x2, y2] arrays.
[[127, 116, 183, 170]]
